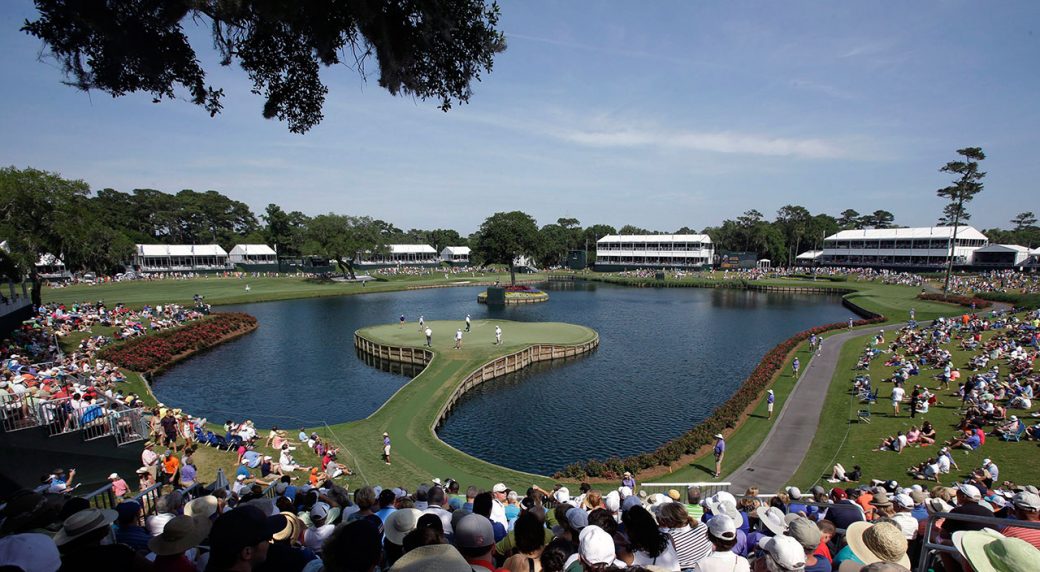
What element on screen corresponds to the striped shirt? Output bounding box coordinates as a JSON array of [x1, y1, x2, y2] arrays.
[[1001, 524, 1040, 549], [666, 523, 713, 568], [685, 503, 705, 521]]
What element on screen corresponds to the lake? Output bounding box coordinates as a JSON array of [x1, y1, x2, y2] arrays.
[[152, 281, 851, 474]]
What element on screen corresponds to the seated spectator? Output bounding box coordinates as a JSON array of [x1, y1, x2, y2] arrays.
[[453, 513, 505, 572], [114, 501, 151, 553], [206, 505, 280, 572], [1000, 491, 1040, 549], [55, 507, 153, 571], [148, 514, 210, 571], [321, 519, 382, 572], [624, 505, 680, 570]]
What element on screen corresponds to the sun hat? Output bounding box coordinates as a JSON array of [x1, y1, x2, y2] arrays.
[[53, 508, 118, 546], [758, 535, 806, 570], [667, 489, 681, 501], [454, 513, 494, 549], [235, 474, 246, 481], [0, 533, 61, 572], [982, 458, 992, 466], [957, 483, 982, 501], [566, 507, 589, 530], [909, 490, 929, 505], [757, 506, 789, 536], [390, 543, 471, 572], [708, 514, 737, 540], [870, 492, 893, 508], [953, 528, 1040, 572], [714, 433, 724, 439], [271, 512, 305, 543], [108, 473, 120, 480], [554, 487, 571, 504], [579, 525, 617, 565], [183, 496, 219, 519], [786, 486, 803, 500], [148, 514, 212, 556], [621, 496, 643, 512], [844, 521, 911, 568], [925, 498, 954, 515], [623, 471, 632, 477], [391, 543, 471, 572], [384, 508, 422, 545], [617, 485, 632, 498], [705, 492, 744, 528], [491, 483, 507, 493]]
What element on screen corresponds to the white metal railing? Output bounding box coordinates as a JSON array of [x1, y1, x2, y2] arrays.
[[1, 393, 44, 432], [640, 482, 733, 499], [916, 511, 1040, 572]]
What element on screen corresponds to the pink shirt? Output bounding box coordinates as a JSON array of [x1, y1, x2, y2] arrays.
[[111, 478, 129, 497]]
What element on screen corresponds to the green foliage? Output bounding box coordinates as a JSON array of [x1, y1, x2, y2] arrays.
[[472, 211, 540, 284], [23, 0, 506, 133]]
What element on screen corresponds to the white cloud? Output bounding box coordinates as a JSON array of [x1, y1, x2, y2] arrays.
[[557, 126, 850, 159]]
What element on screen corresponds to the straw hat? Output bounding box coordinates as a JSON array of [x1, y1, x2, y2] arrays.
[[271, 512, 305, 543], [183, 496, 219, 519], [390, 543, 471, 572], [953, 528, 1040, 572], [870, 491, 893, 508], [844, 521, 911, 568], [53, 508, 118, 546], [148, 514, 211, 556]]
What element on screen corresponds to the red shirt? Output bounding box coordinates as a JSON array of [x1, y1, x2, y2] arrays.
[[1001, 525, 1040, 549], [814, 540, 832, 563]]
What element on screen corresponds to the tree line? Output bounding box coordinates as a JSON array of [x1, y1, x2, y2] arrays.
[[2, 160, 1035, 299]]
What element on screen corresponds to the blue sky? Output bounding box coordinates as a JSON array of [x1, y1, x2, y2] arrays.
[[1, 1, 1037, 234]]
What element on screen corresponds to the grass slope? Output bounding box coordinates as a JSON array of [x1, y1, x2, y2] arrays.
[[789, 320, 1040, 488]]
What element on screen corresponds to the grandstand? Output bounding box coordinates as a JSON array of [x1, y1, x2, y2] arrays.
[[131, 244, 233, 273], [819, 226, 988, 270], [595, 234, 715, 271]]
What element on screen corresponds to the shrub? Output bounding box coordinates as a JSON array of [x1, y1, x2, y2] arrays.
[[98, 313, 258, 373], [917, 292, 992, 309], [976, 292, 1040, 310]]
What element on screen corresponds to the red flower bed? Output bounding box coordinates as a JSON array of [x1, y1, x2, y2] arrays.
[[918, 292, 991, 309], [553, 313, 885, 479], [505, 285, 541, 293], [98, 313, 258, 373]]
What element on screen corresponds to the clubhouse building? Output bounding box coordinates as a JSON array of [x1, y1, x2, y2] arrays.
[[595, 234, 714, 271], [817, 226, 988, 269]]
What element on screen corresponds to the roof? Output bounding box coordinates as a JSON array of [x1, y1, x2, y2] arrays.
[[824, 226, 987, 241], [597, 234, 712, 243], [441, 246, 471, 255], [136, 244, 228, 256], [795, 250, 823, 260], [229, 244, 276, 256], [388, 244, 437, 254], [974, 244, 1031, 254]]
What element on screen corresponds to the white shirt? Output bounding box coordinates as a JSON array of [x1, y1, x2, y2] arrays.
[[692, 551, 751, 572], [490, 499, 508, 528], [304, 524, 336, 551], [147, 512, 175, 536], [633, 544, 681, 571], [892, 387, 905, 402], [891, 513, 918, 540], [937, 455, 951, 473], [425, 328, 432, 337]]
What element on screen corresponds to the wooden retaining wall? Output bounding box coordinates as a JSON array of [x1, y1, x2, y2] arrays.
[[353, 332, 599, 430]]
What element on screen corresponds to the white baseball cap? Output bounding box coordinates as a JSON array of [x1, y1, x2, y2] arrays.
[[492, 483, 507, 493], [957, 483, 982, 501]]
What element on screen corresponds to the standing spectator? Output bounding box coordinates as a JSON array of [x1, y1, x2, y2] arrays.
[[109, 473, 130, 500], [382, 432, 392, 465], [141, 442, 160, 482], [713, 434, 726, 478], [891, 382, 905, 417], [767, 390, 775, 419]]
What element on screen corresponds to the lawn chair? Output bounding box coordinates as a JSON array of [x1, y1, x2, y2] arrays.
[[857, 407, 872, 424], [1002, 424, 1025, 442]]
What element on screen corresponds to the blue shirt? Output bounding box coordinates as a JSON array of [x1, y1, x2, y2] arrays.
[[965, 434, 981, 449], [714, 440, 726, 455]]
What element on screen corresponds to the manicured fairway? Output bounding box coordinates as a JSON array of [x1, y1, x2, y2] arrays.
[[43, 272, 542, 309]]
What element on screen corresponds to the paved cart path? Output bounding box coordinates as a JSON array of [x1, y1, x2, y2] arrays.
[[726, 323, 894, 492]]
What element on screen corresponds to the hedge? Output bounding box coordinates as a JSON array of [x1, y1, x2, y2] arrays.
[[917, 292, 992, 309], [976, 292, 1040, 310], [552, 314, 885, 479]]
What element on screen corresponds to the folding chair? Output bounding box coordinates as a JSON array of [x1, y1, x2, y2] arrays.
[[857, 407, 872, 424]]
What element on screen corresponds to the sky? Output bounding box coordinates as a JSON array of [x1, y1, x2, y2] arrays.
[[1, 1, 1038, 235]]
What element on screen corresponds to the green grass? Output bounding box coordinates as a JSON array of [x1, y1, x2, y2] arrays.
[[789, 319, 1040, 488], [43, 272, 544, 310]]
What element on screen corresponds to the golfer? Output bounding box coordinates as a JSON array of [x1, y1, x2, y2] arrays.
[[418, 315, 425, 331], [424, 327, 433, 347], [454, 329, 463, 349], [382, 432, 391, 465], [767, 389, 775, 419], [713, 433, 725, 478], [465, 314, 471, 332], [792, 357, 800, 378], [399, 314, 405, 328], [495, 326, 502, 345]]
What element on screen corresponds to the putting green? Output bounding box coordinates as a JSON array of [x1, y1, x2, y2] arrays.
[[323, 319, 597, 489]]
